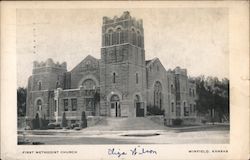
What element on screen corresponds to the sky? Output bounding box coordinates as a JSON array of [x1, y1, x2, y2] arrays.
[[17, 8, 229, 87]]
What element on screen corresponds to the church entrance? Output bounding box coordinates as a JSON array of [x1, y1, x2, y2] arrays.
[[135, 95, 144, 117], [110, 95, 121, 117]]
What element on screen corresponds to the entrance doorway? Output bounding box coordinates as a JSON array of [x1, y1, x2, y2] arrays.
[[110, 95, 121, 117], [135, 95, 144, 117]]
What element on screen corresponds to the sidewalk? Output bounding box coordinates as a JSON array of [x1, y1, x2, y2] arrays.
[[18, 123, 229, 136]]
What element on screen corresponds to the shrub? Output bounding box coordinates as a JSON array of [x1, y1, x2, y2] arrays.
[[48, 123, 60, 129], [172, 118, 183, 126], [80, 111, 87, 128], [147, 105, 165, 115]]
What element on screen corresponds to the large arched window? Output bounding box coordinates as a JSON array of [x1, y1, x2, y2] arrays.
[[36, 99, 42, 111], [82, 79, 96, 89], [154, 81, 162, 109]]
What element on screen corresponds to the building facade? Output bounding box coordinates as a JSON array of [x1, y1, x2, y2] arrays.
[[26, 11, 197, 125]]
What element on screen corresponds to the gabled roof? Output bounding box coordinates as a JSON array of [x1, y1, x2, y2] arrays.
[[145, 57, 158, 67], [70, 55, 99, 72], [146, 57, 167, 72]]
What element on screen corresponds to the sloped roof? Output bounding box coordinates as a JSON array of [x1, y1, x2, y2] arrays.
[[145, 57, 158, 67], [70, 55, 99, 72]]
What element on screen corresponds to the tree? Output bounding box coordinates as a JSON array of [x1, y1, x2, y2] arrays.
[[61, 112, 67, 128], [80, 111, 87, 128], [17, 87, 27, 117], [195, 75, 229, 122]]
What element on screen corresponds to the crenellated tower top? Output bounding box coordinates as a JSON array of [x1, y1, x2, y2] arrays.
[[102, 11, 144, 48], [32, 58, 67, 74]]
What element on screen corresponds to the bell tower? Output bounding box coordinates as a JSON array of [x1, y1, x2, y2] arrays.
[[100, 11, 147, 117]]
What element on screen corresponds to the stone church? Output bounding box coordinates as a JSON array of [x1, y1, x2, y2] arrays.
[[26, 11, 197, 125]]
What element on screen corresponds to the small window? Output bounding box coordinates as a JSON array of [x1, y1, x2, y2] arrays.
[[193, 90, 195, 97], [190, 104, 192, 113], [71, 99, 77, 111], [136, 73, 139, 84], [157, 65, 159, 71], [113, 72, 116, 83], [64, 99, 69, 111]]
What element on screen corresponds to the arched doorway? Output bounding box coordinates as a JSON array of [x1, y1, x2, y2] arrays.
[[37, 99, 42, 111], [110, 95, 120, 117], [135, 95, 144, 117]]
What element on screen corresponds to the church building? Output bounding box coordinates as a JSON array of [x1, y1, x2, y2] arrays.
[[26, 11, 197, 125]]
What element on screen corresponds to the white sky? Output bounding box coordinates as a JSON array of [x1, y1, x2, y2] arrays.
[[17, 8, 229, 87]]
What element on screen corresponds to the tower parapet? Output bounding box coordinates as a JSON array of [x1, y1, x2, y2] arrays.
[[33, 58, 67, 74], [174, 66, 187, 76], [103, 11, 143, 29], [102, 11, 144, 48]]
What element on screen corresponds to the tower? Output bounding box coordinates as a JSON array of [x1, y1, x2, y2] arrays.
[[26, 59, 67, 122], [100, 11, 147, 117]]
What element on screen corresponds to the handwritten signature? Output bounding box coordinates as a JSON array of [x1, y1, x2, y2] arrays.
[[108, 146, 157, 158]]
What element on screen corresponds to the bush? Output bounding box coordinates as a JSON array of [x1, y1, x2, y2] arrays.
[[172, 118, 183, 126], [70, 123, 80, 129], [201, 119, 207, 124], [48, 123, 61, 129], [147, 105, 165, 115], [80, 111, 87, 128]]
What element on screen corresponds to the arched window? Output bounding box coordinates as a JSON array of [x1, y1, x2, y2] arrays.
[[171, 102, 174, 112], [136, 73, 139, 84], [116, 28, 122, 44], [131, 28, 136, 45], [37, 99, 42, 111], [170, 84, 174, 94], [113, 72, 116, 83], [56, 81, 60, 89], [137, 31, 141, 47], [108, 29, 113, 46], [154, 81, 162, 109], [82, 79, 96, 89], [38, 81, 42, 90]]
